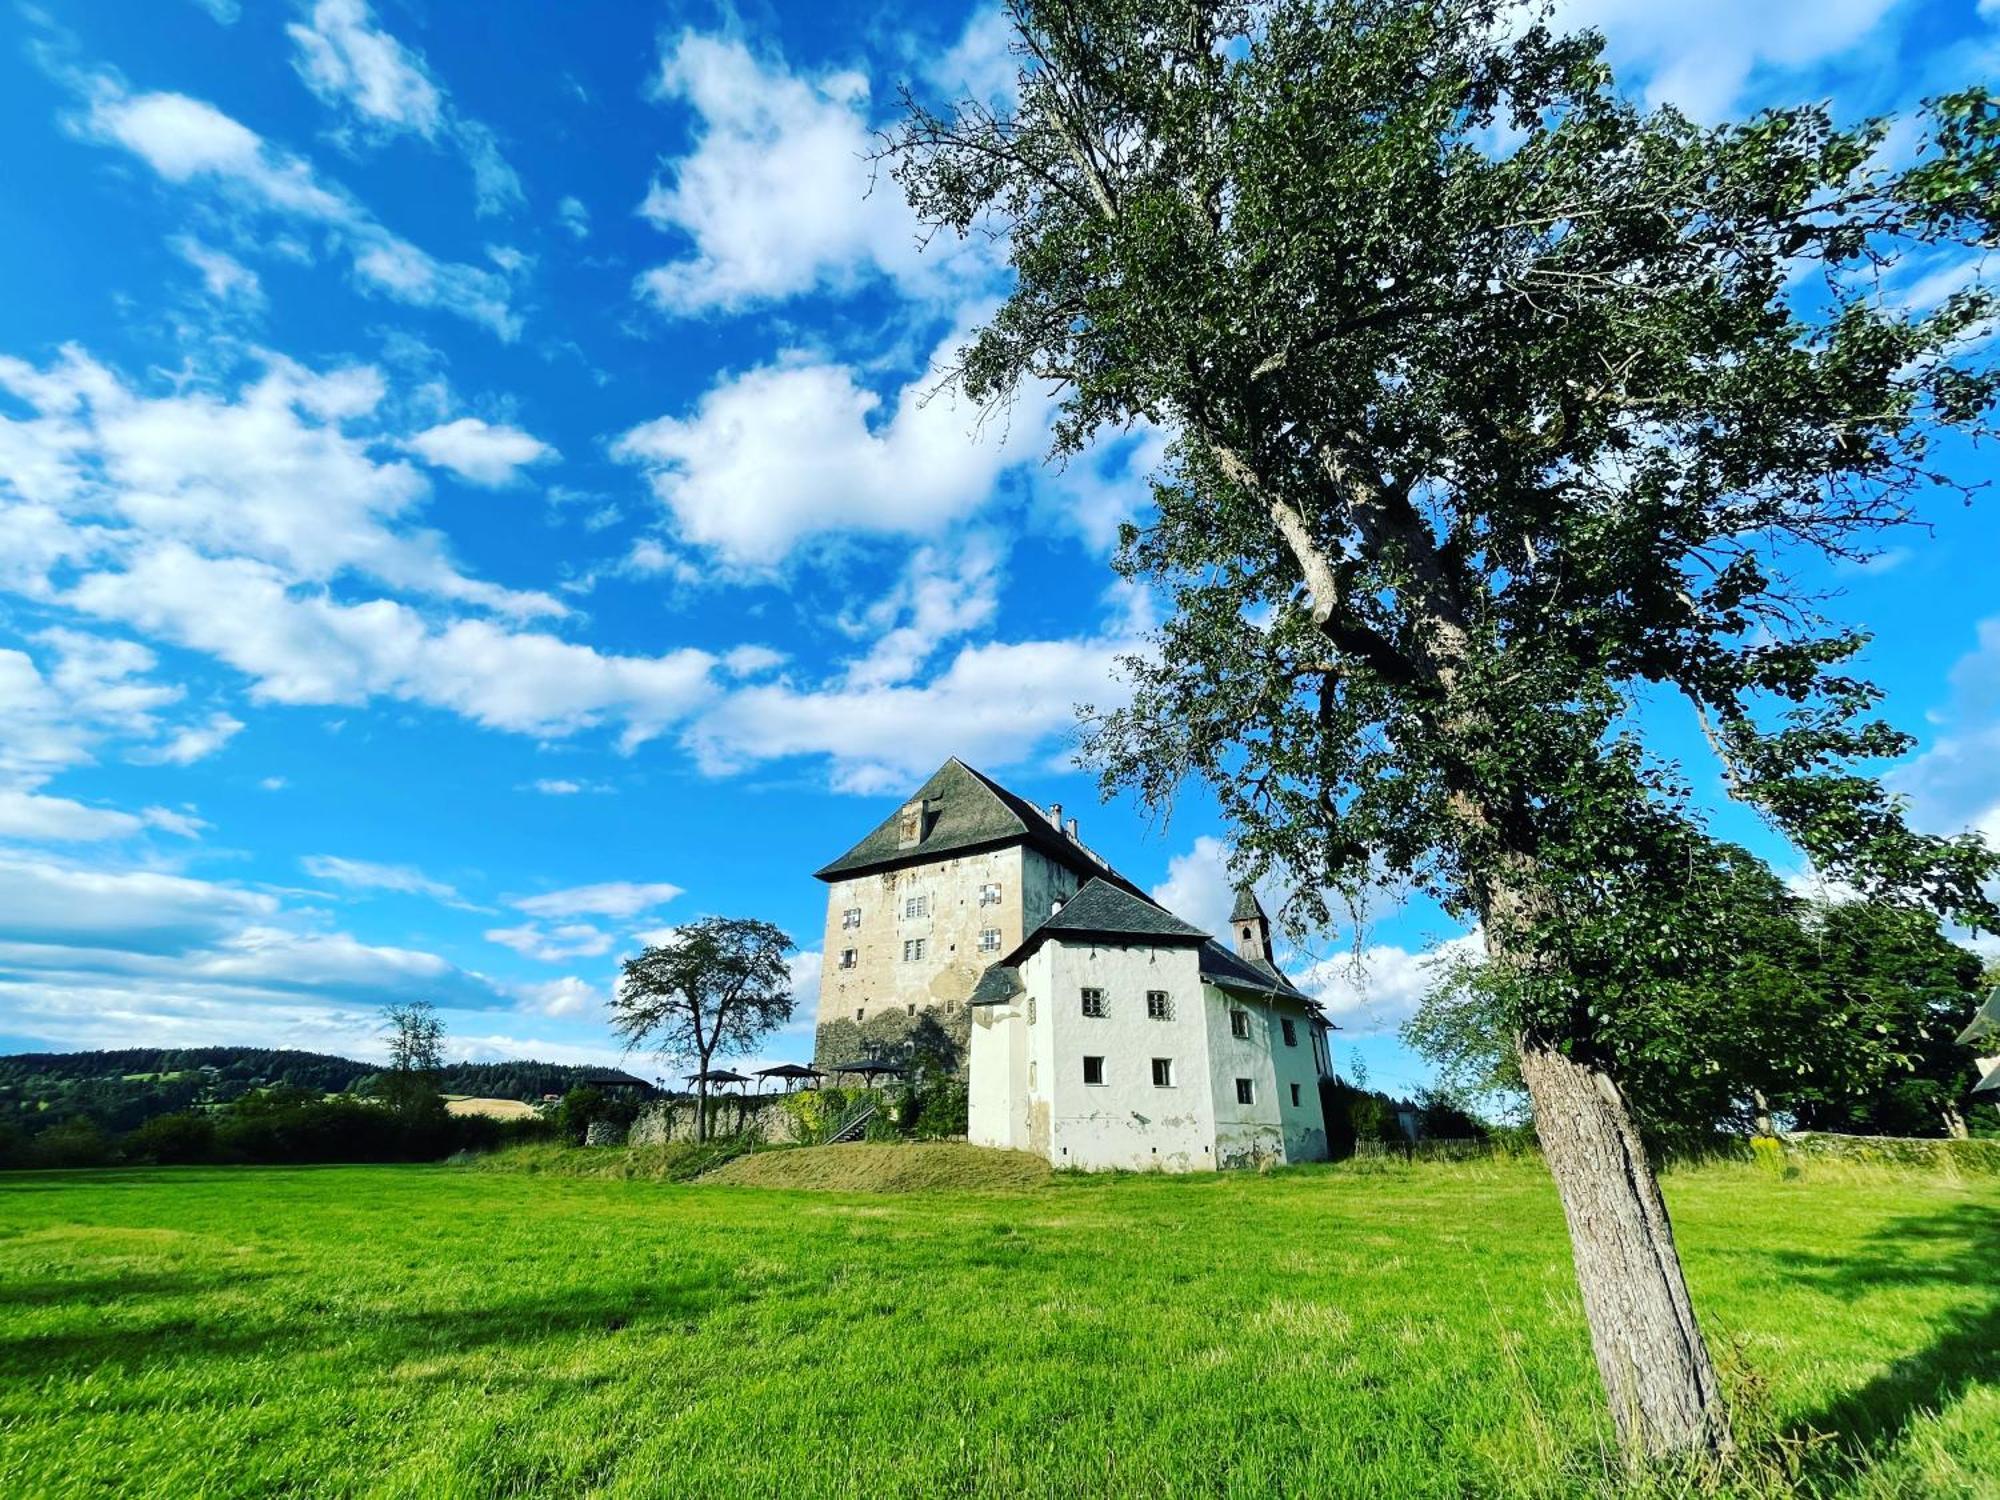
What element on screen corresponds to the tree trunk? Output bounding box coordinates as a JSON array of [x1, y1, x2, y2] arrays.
[[1518, 1039, 1733, 1464], [695, 1075, 710, 1143]]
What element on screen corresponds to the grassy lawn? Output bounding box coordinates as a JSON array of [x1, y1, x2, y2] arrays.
[[0, 1153, 1992, 1498]]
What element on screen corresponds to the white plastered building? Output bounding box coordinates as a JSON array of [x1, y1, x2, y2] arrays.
[[968, 878, 1334, 1171]]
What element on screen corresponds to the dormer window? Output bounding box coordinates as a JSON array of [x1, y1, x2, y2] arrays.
[[896, 799, 926, 849]]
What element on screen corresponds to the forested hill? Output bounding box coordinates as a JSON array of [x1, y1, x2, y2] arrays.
[[0, 1049, 653, 1135]]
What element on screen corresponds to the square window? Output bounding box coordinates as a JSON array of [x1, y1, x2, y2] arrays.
[[1235, 1077, 1255, 1106], [1083, 1056, 1105, 1085], [1290, 1082, 1302, 1106], [1282, 1018, 1298, 1047], [1146, 990, 1172, 1021], [904, 895, 928, 920], [1080, 987, 1106, 1019], [979, 882, 1002, 906], [979, 928, 1001, 952], [842, 907, 861, 930], [1230, 1010, 1250, 1039], [1151, 1058, 1174, 1087], [902, 938, 926, 962]]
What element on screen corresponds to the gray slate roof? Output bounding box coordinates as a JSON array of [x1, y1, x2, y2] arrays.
[[1198, 940, 1311, 1004], [968, 964, 1023, 1007], [1230, 886, 1269, 924], [814, 757, 1140, 891]]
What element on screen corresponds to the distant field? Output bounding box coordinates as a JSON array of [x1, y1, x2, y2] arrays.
[[443, 1095, 541, 1121], [0, 1153, 1992, 1498]]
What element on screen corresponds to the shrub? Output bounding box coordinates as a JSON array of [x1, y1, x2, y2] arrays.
[[28, 1118, 116, 1168], [912, 1079, 969, 1139], [125, 1111, 217, 1165]]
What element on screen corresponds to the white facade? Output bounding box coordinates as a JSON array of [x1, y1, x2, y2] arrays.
[[970, 935, 1331, 1172]]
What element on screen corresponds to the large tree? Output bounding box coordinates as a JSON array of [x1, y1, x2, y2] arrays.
[[1409, 841, 1992, 1142], [883, 0, 1999, 1462], [377, 1000, 447, 1119], [611, 917, 795, 1142]]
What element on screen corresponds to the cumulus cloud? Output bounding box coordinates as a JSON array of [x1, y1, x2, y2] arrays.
[[1889, 614, 2000, 840], [684, 627, 1136, 794], [513, 975, 600, 1018], [1150, 835, 1286, 940], [408, 417, 557, 487], [0, 850, 509, 1048], [1294, 933, 1483, 1038], [0, 346, 560, 617], [513, 881, 683, 919], [614, 329, 1046, 566], [287, 0, 524, 216], [1550, 0, 1902, 119], [0, 788, 146, 842], [69, 71, 519, 334], [637, 33, 985, 314]]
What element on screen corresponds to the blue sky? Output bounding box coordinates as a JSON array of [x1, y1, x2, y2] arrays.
[[0, 0, 1996, 1093]]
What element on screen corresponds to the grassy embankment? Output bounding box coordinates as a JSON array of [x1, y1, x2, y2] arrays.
[[0, 1148, 1992, 1498]]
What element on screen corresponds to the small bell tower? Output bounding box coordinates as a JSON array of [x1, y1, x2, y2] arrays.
[[1231, 886, 1273, 963]]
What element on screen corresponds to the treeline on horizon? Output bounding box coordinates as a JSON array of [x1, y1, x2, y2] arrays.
[[0, 1046, 653, 1139]]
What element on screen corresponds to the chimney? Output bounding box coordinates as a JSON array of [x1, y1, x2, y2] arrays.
[[1064, 817, 1079, 841], [1051, 894, 1066, 916], [1047, 801, 1063, 829]]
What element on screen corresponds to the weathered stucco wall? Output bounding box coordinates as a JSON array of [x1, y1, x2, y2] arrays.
[[629, 1095, 810, 1146], [1042, 940, 1216, 1172], [812, 842, 1090, 1075]]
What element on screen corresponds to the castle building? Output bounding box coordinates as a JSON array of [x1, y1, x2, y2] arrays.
[[813, 757, 1333, 1171]]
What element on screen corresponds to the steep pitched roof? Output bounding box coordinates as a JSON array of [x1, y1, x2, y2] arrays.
[[1198, 940, 1311, 1004], [1229, 886, 1269, 924], [969, 964, 1024, 1007], [987, 877, 1208, 973], [813, 757, 1138, 889]]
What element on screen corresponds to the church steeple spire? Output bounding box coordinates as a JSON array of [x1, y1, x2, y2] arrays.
[[1230, 886, 1273, 963]]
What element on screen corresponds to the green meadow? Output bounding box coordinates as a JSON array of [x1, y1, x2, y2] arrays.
[[0, 1151, 1992, 1498]]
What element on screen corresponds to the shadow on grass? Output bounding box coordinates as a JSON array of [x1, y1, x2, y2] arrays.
[[0, 1267, 740, 1392], [1766, 1199, 1999, 1484]]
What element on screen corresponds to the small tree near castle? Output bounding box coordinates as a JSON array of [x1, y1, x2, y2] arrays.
[[611, 917, 795, 1142]]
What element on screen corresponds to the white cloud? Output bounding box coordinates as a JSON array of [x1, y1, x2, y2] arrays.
[[1550, 0, 1902, 120], [286, 0, 524, 216], [71, 74, 519, 334], [288, 0, 443, 137], [526, 777, 610, 796], [0, 346, 560, 617], [0, 851, 512, 1036], [638, 33, 984, 315], [142, 711, 244, 766], [513, 881, 683, 919], [920, 7, 1019, 110], [260, 776, 288, 791], [408, 417, 557, 487], [66, 545, 723, 742], [1149, 835, 1285, 940], [841, 536, 1003, 690], [188, 0, 241, 22], [170, 236, 265, 306], [301, 853, 463, 904], [1889, 615, 2000, 840], [1295, 933, 1484, 1038], [0, 788, 146, 842], [484, 921, 614, 962], [514, 975, 600, 1018], [614, 329, 1045, 565], [685, 629, 1136, 794], [557, 195, 590, 239]]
